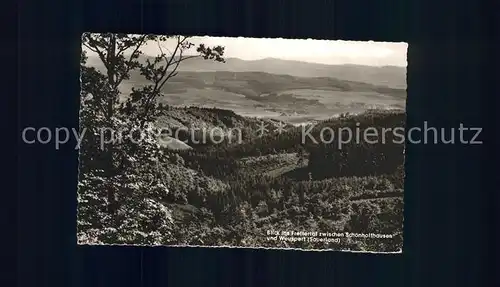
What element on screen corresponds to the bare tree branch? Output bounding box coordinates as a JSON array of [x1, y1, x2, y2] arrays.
[[138, 36, 205, 126], [114, 36, 147, 88], [83, 35, 111, 71], [137, 38, 182, 127], [155, 36, 199, 91]]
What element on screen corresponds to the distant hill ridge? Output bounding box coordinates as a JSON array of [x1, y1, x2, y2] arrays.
[[86, 55, 407, 89]]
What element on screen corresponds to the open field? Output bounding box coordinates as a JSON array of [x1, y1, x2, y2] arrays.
[[116, 70, 406, 125]]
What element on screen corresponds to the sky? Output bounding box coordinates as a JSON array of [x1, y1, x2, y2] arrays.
[[84, 35, 408, 67]]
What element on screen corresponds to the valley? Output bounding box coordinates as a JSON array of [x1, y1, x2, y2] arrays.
[[79, 53, 406, 252], [142, 105, 406, 251]]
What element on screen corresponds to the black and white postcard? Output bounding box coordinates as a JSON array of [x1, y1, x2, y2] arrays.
[[77, 33, 407, 252]]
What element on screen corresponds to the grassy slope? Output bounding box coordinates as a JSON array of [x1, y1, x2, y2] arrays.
[[135, 71, 405, 125], [155, 106, 294, 150], [126, 71, 407, 102]]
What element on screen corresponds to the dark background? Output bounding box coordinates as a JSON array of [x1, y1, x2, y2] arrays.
[[16, 0, 496, 286]]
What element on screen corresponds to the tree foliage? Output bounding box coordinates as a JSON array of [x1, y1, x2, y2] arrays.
[[77, 33, 225, 244]]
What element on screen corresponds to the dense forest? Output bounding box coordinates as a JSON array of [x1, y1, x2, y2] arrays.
[[77, 33, 405, 252]]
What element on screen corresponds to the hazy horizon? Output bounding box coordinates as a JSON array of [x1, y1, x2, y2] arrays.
[[83, 35, 408, 67]]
